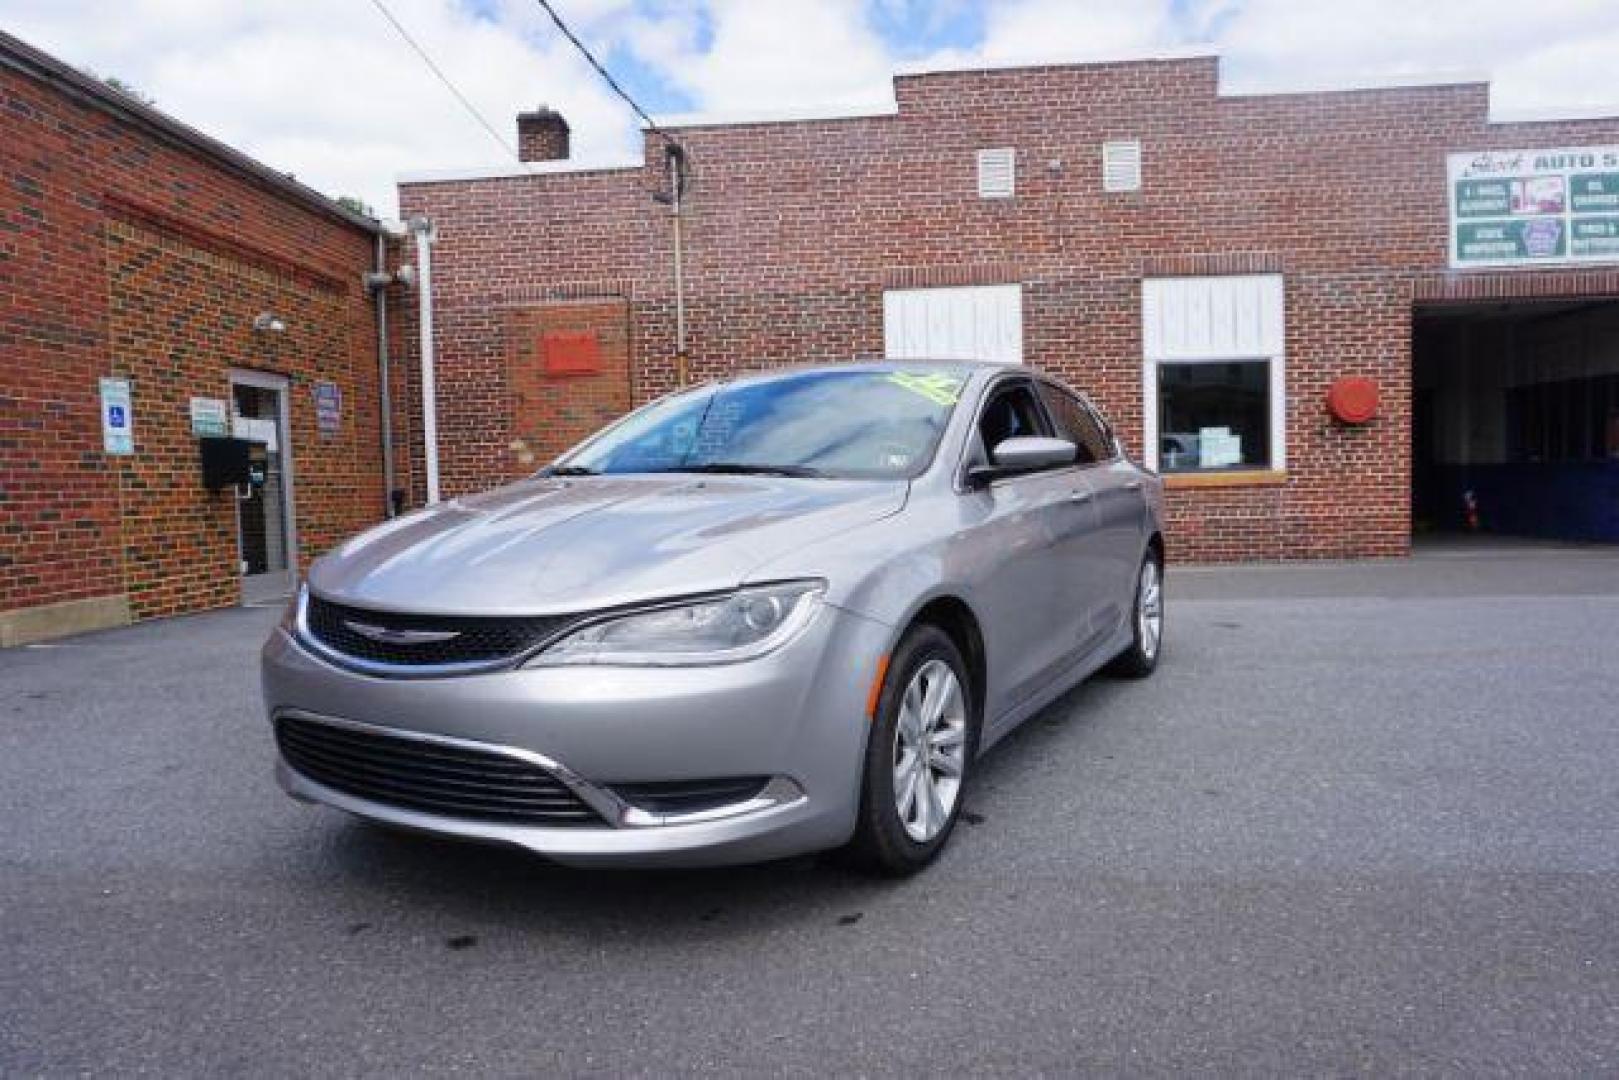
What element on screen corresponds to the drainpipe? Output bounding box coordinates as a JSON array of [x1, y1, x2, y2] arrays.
[[364, 228, 400, 518], [667, 144, 688, 386], [409, 215, 441, 504]]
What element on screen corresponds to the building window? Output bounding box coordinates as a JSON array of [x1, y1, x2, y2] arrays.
[[1156, 361, 1272, 472], [1141, 275, 1286, 474], [1507, 371, 1619, 463]]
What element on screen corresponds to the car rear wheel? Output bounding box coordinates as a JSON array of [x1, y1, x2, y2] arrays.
[[844, 624, 976, 875], [1108, 548, 1163, 678]]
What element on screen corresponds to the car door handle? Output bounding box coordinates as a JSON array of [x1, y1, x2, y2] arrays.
[[1123, 480, 1143, 491], [1068, 489, 1093, 504]]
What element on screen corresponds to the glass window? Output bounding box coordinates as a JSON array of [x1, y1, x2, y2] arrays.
[[1156, 360, 1271, 472], [1505, 371, 1619, 463], [1038, 383, 1112, 464], [976, 382, 1053, 454], [554, 366, 968, 480]]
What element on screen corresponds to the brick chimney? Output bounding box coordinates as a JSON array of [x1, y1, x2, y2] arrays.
[[517, 106, 570, 163]]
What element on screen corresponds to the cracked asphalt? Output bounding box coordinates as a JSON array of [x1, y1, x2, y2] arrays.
[[3, 542, 1618, 1075]]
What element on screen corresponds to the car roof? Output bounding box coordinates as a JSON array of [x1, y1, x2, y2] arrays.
[[718, 359, 1027, 388]]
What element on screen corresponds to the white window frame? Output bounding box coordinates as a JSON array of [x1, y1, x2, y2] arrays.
[[1141, 274, 1286, 473]]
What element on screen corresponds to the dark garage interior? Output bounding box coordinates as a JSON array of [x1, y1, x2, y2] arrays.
[[1413, 300, 1619, 542]]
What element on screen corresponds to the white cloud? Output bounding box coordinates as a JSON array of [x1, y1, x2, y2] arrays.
[[630, 0, 897, 112], [0, 0, 645, 216], [1208, 0, 1619, 109], [977, 0, 1175, 63], [1, 0, 1615, 218]]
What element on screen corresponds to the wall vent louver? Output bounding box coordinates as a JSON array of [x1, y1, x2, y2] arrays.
[[977, 148, 1015, 199], [1103, 140, 1142, 193]]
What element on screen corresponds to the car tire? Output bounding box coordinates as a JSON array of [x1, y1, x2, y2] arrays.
[[1108, 547, 1164, 679], [843, 624, 977, 876]]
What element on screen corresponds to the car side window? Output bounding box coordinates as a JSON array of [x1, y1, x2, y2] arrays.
[[1038, 383, 1112, 465], [976, 381, 1053, 455]]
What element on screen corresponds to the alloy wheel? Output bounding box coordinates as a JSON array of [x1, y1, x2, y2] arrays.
[[892, 658, 967, 843], [1138, 558, 1163, 660]]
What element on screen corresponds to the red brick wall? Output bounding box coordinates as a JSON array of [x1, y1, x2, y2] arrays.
[[398, 56, 1619, 560], [1, 58, 382, 621]]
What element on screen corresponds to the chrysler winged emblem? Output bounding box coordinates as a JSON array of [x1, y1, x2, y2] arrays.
[[342, 620, 461, 646]]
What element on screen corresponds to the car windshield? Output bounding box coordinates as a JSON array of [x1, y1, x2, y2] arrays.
[[551, 366, 969, 480]]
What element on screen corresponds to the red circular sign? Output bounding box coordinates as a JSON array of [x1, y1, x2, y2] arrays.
[[1327, 377, 1379, 424]]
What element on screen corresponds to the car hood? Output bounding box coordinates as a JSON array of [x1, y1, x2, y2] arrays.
[[306, 475, 909, 615]]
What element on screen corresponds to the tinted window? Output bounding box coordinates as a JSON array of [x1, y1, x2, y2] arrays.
[[1038, 383, 1112, 464], [1157, 360, 1271, 472], [555, 366, 968, 480], [976, 382, 1053, 452]]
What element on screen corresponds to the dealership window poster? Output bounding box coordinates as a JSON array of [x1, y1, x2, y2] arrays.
[[1448, 146, 1619, 268]]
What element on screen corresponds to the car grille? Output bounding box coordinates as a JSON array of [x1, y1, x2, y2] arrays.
[[303, 594, 573, 670], [275, 715, 606, 827]]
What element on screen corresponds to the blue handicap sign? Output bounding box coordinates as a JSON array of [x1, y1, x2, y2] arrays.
[[108, 406, 126, 427]]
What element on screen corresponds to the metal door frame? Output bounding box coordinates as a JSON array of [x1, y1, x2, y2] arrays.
[[229, 369, 298, 604]]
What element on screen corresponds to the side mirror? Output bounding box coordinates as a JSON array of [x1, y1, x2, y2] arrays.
[[968, 436, 1077, 486]]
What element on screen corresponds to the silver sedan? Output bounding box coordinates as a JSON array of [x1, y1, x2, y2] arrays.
[[262, 361, 1165, 873]]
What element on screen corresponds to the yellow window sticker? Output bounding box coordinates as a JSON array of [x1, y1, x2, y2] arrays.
[[886, 371, 964, 407]]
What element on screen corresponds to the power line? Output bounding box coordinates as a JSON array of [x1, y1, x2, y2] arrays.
[[368, 0, 522, 163], [529, 0, 682, 155]]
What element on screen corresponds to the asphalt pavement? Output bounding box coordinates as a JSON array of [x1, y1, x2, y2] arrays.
[[4, 542, 1619, 1075]]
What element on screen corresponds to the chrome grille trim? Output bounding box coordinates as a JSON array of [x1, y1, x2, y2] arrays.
[[295, 591, 577, 678]]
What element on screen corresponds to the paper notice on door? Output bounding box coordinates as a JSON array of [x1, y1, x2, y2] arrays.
[[232, 415, 278, 452], [1198, 426, 1242, 469]]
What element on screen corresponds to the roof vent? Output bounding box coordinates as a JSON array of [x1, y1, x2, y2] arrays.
[[1102, 140, 1142, 193], [977, 148, 1015, 199]]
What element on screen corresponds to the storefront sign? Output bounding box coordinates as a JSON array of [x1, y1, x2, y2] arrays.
[[1448, 146, 1619, 268], [313, 381, 342, 437], [189, 396, 229, 438], [99, 377, 133, 455]]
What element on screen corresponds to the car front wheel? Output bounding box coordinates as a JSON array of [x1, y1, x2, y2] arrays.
[[844, 624, 976, 875]]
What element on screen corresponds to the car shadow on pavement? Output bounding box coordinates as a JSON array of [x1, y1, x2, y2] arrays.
[[288, 669, 1128, 945], [313, 818, 883, 941]]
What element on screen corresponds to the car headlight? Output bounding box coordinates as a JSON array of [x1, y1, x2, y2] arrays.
[[525, 581, 825, 667]]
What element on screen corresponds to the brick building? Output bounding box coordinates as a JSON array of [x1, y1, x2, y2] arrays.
[[397, 52, 1619, 560], [0, 30, 408, 644]]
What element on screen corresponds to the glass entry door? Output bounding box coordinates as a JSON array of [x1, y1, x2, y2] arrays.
[[231, 375, 295, 604]]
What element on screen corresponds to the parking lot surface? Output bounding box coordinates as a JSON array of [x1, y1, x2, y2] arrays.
[[4, 545, 1619, 1075]]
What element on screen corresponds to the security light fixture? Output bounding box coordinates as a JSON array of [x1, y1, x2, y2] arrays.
[[253, 312, 287, 334]]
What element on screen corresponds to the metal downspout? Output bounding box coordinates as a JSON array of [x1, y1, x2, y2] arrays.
[[668, 145, 688, 386], [372, 232, 397, 517], [409, 216, 440, 504]]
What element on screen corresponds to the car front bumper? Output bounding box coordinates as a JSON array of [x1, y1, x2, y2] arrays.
[[260, 602, 890, 867]]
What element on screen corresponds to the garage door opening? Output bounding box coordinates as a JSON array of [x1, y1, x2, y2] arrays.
[[1412, 300, 1619, 542]]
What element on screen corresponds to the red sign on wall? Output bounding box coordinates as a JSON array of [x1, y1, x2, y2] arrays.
[[542, 331, 602, 376]]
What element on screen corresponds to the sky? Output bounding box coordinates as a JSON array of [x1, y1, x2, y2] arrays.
[[3, 0, 1618, 217]]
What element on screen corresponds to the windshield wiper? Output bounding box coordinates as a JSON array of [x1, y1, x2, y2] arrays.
[[544, 465, 599, 477], [678, 462, 826, 478]]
